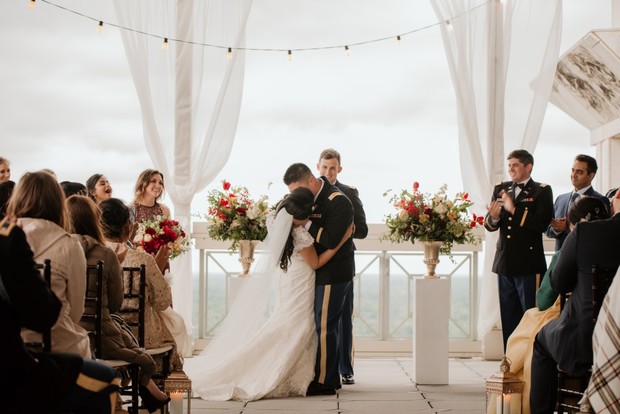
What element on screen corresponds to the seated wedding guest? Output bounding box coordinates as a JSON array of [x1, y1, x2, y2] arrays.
[[6, 171, 91, 358], [607, 187, 618, 214], [584, 266, 620, 412], [41, 168, 57, 179], [0, 217, 120, 414], [502, 197, 610, 414], [61, 181, 88, 198], [99, 198, 185, 372], [66, 195, 170, 412], [86, 174, 113, 205], [0, 156, 11, 182], [129, 169, 171, 222], [0, 180, 15, 218], [530, 190, 620, 414]]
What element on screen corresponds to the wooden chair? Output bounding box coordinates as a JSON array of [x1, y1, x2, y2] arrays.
[[119, 265, 172, 414], [24, 259, 52, 353], [556, 264, 617, 413], [80, 260, 141, 414]]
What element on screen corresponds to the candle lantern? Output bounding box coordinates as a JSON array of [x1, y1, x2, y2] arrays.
[[486, 356, 524, 414], [164, 371, 192, 414]]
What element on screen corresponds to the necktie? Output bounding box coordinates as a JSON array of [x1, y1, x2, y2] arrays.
[[513, 182, 525, 190], [570, 192, 579, 205]]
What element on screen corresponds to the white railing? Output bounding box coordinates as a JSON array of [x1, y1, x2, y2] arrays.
[[191, 222, 497, 354]]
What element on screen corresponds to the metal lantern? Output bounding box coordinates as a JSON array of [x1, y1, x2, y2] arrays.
[[486, 356, 524, 414], [164, 371, 192, 414]]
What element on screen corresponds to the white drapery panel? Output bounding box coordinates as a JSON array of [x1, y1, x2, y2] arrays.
[[431, 0, 562, 338], [113, 0, 253, 353]]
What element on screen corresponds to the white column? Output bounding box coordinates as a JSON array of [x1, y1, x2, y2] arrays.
[[413, 278, 450, 384]]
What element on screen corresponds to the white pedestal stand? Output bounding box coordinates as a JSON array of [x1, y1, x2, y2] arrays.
[[413, 277, 450, 384]]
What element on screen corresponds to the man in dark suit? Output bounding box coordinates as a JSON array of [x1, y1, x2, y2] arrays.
[[484, 149, 553, 350], [530, 191, 620, 413], [546, 154, 610, 251], [316, 149, 368, 385], [284, 163, 354, 395]]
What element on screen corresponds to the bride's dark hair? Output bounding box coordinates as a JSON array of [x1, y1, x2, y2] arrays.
[[276, 187, 314, 272]]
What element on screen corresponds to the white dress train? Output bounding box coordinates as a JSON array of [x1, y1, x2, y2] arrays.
[[186, 221, 317, 401]]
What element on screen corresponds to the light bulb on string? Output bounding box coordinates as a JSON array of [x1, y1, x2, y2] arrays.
[[226, 47, 233, 60], [446, 20, 454, 31], [287, 50, 292, 61], [97, 21, 104, 33], [27, 0, 35, 9], [344, 45, 350, 56], [396, 35, 402, 46], [162, 38, 169, 50]]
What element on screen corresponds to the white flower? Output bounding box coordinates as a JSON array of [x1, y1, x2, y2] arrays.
[[143, 234, 152, 243], [398, 209, 409, 220], [246, 205, 260, 220], [434, 203, 448, 215]]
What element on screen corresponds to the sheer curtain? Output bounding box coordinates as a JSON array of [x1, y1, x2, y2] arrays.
[[430, 0, 562, 339], [113, 0, 253, 354]]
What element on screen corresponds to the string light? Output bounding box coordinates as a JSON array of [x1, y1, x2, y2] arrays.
[[287, 50, 292, 61], [344, 45, 350, 56], [32, 0, 492, 55], [97, 20, 103, 33], [28, 0, 36, 9], [226, 47, 233, 60]]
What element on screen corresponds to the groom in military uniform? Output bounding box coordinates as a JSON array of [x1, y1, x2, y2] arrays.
[[484, 149, 553, 350], [284, 163, 355, 395]]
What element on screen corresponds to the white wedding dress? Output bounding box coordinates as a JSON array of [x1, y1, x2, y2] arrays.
[[186, 211, 318, 401]]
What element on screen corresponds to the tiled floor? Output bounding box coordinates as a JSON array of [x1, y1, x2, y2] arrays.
[[167, 357, 499, 413]]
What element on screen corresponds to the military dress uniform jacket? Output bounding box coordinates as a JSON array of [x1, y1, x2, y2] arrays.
[[484, 179, 553, 276], [334, 180, 368, 240], [308, 177, 355, 285]]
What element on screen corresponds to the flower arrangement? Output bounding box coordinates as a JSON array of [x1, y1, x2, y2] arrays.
[[132, 216, 191, 260], [383, 181, 482, 256], [205, 180, 270, 251]]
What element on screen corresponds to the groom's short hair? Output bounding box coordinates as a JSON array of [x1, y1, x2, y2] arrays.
[[283, 163, 313, 185]]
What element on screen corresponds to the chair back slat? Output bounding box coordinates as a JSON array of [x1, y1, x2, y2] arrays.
[[119, 265, 146, 347], [81, 260, 104, 358], [26, 259, 52, 353]]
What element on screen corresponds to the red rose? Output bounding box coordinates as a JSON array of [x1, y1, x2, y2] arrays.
[[463, 192, 469, 200], [236, 207, 247, 215], [145, 227, 157, 236], [219, 198, 229, 207], [413, 181, 420, 191], [223, 180, 231, 191]]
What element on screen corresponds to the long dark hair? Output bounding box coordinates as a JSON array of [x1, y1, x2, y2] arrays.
[[99, 198, 131, 240], [276, 187, 314, 272]]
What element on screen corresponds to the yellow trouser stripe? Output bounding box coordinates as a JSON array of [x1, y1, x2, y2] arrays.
[[76, 373, 120, 393], [318, 286, 331, 384]]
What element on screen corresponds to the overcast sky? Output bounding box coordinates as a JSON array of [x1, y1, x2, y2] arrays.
[[0, 0, 611, 222]]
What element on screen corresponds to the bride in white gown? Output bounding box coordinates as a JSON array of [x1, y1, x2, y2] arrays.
[[187, 187, 353, 401]]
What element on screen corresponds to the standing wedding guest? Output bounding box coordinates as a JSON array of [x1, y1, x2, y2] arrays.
[[284, 163, 355, 395], [7, 171, 91, 358], [61, 181, 88, 198], [0, 156, 11, 182], [0, 180, 15, 218], [546, 154, 609, 251], [0, 217, 120, 414], [484, 149, 553, 350], [129, 169, 171, 222], [86, 174, 113, 205], [66, 195, 170, 412], [316, 148, 367, 385], [530, 190, 620, 414], [100, 198, 184, 372], [502, 197, 610, 414]]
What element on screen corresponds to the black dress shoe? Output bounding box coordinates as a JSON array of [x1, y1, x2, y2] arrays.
[[306, 381, 337, 396], [342, 374, 355, 385], [139, 385, 171, 413]]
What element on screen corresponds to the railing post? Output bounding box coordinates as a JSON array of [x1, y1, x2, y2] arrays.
[[379, 250, 390, 340]]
